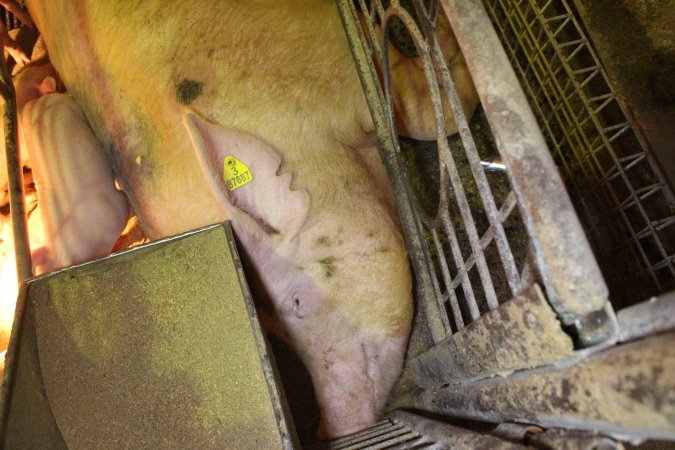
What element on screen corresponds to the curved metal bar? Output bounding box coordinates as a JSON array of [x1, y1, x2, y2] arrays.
[[412, 0, 523, 298], [337, 0, 451, 341]]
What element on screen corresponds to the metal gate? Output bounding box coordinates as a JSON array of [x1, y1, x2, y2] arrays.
[[336, 0, 674, 444]]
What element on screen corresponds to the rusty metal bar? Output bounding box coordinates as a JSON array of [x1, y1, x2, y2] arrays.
[[440, 0, 608, 325], [412, 283, 574, 388], [448, 192, 518, 291], [617, 292, 675, 343], [0, 51, 32, 283], [430, 228, 469, 328], [415, 331, 675, 442]]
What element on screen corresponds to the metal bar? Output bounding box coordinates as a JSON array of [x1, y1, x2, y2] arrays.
[[484, 0, 643, 278], [441, 0, 608, 324], [389, 410, 530, 449], [431, 227, 470, 327], [336, 0, 450, 342], [502, 0, 633, 275], [415, 331, 675, 442], [439, 208, 480, 323], [449, 192, 518, 291], [412, 283, 574, 388], [617, 291, 675, 343], [0, 48, 32, 283]]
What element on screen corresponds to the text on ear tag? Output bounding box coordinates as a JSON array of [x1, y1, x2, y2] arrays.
[[223, 156, 253, 190]]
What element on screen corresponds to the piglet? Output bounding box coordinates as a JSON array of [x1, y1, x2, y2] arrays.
[[21, 91, 129, 274]]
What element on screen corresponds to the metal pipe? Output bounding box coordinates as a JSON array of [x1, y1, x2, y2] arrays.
[[0, 56, 32, 283]]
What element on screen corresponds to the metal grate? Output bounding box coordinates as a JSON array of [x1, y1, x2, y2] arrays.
[[337, 0, 608, 344], [307, 419, 427, 449], [483, 0, 675, 304], [307, 411, 528, 449]]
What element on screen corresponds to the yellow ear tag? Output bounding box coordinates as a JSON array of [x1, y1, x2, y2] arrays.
[[223, 156, 253, 191]]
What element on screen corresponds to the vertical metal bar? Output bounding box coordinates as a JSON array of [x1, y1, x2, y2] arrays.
[[336, 0, 451, 342], [440, 0, 608, 324], [439, 211, 480, 322], [430, 228, 468, 328], [0, 52, 32, 283]]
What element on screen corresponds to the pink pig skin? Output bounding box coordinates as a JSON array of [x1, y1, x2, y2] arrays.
[[24, 0, 478, 437], [0, 62, 60, 204], [21, 93, 129, 274]]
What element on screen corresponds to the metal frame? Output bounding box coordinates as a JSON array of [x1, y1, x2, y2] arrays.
[[0, 38, 32, 284], [415, 331, 675, 442], [336, 0, 674, 443], [336, 0, 609, 345]]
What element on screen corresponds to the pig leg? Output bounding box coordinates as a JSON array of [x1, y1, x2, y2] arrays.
[[0, 0, 35, 67], [21, 92, 129, 275]]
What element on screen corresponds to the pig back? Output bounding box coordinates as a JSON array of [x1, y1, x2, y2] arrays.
[[25, 0, 377, 239]]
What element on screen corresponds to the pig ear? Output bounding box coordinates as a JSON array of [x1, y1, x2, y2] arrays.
[[182, 110, 310, 248], [37, 77, 58, 95]]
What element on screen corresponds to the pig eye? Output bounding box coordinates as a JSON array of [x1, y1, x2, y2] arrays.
[[293, 298, 300, 309]]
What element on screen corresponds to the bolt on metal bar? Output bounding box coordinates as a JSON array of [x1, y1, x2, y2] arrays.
[[441, 0, 608, 324], [0, 51, 32, 283]]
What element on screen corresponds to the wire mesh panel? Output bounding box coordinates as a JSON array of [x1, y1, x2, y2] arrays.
[[337, 0, 608, 344], [483, 0, 675, 306]]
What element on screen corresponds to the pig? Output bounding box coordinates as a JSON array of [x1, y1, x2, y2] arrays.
[[0, 61, 57, 358], [24, 0, 478, 438], [21, 91, 130, 274], [0, 61, 60, 206]]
